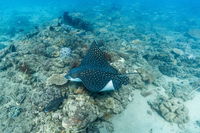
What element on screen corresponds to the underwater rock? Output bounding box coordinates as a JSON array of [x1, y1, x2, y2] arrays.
[[86, 126, 100, 133], [0, 44, 16, 59], [45, 46, 59, 58], [62, 95, 99, 132], [0, 96, 4, 104], [0, 58, 12, 71], [149, 98, 189, 124], [136, 68, 155, 84], [46, 74, 68, 86], [87, 120, 114, 133], [17, 62, 35, 74], [97, 97, 124, 114], [49, 26, 55, 31], [36, 120, 63, 133], [143, 52, 176, 72], [44, 94, 67, 112], [16, 94, 26, 105], [196, 120, 200, 127], [131, 39, 142, 45], [30, 86, 62, 110], [7, 106, 22, 118], [63, 12, 93, 31], [171, 48, 184, 57], [60, 47, 71, 58], [188, 29, 200, 39], [9, 86, 27, 105], [170, 83, 191, 101], [0, 43, 7, 50], [158, 63, 179, 77], [8, 44, 17, 52], [179, 56, 200, 68], [160, 99, 189, 124], [153, 53, 174, 63], [110, 56, 126, 72], [140, 90, 153, 97]]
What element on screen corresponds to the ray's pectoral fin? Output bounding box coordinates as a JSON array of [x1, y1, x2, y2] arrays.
[[78, 73, 115, 92], [79, 76, 101, 92], [110, 75, 129, 90], [100, 80, 115, 92]]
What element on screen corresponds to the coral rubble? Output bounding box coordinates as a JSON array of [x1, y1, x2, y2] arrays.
[[149, 98, 189, 124]]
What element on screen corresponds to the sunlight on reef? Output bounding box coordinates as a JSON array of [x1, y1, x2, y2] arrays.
[[0, 1, 200, 133]]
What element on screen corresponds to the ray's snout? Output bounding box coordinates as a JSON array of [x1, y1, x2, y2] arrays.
[[65, 71, 82, 82], [64, 74, 71, 79]]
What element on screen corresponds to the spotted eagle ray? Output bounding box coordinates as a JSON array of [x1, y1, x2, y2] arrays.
[[65, 41, 129, 92]]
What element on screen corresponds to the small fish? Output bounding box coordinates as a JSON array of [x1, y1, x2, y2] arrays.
[[65, 41, 130, 92], [44, 94, 67, 112]]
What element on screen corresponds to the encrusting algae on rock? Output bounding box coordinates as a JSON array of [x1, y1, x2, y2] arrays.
[[148, 97, 189, 124], [46, 74, 68, 86], [62, 95, 99, 132]]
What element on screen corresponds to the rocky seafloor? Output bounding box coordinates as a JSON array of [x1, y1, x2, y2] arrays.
[[0, 5, 200, 133]]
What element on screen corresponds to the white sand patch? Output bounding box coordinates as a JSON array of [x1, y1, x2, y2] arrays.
[[111, 90, 180, 133], [100, 72, 200, 133], [183, 93, 200, 133]]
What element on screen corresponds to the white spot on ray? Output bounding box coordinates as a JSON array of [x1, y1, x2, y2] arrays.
[[100, 80, 115, 92]]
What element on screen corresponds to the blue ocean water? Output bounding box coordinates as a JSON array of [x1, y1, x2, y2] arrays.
[[0, 0, 199, 37], [0, 0, 200, 133]]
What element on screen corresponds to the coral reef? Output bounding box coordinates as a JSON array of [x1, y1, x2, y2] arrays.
[[149, 98, 189, 124], [63, 12, 93, 31], [46, 74, 68, 86], [7, 106, 22, 118], [0, 17, 136, 133], [0, 43, 6, 50], [188, 29, 200, 39], [0, 4, 200, 132], [62, 95, 99, 132], [60, 47, 72, 58]]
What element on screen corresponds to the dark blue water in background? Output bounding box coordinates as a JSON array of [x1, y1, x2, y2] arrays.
[[0, 0, 200, 36], [0, 0, 200, 62]]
